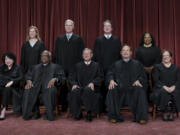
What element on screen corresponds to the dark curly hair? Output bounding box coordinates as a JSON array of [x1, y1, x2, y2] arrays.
[[139, 32, 156, 46], [2, 52, 16, 64]]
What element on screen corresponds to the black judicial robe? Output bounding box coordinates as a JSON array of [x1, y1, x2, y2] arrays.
[[0, 64, 23, 113], [106, 59, 148, 122], [135, 45, 161, 67], [53, 34, 85, 73], [22, 62, 66, 120], [20, 40, 45, 72], [93, 35, 122, 73], [150, 63, 180, 112], [68, 61, 104, 117]]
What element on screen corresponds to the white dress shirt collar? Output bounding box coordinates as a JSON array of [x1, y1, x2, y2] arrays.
[[84, 61, 91, 65], [104, 34, 112, 39], [123, 58, 130, 63], [66, 33, 73, 40]]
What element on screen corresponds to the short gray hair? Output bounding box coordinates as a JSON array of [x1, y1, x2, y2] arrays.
[[41, 50, 52, 57], [65, 19, 75, 27], [83, 48, 93, 54]]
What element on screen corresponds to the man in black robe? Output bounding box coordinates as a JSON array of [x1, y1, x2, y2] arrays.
[[68, 48, 103, 121], [93, 20, 122, 112], [22, 50, 66, 121], [53, 19, 85, 111], [106, 45, 148, 124], [20, 26, 46, 118], [93, 20, 121, 73]]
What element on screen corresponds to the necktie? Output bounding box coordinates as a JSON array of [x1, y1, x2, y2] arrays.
[[67, 34, 71, 40]]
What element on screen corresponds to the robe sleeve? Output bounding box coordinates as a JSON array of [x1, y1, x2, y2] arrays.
[[54, 65, 66, 86], [20, 43, 26, 70], [25, 66, 33, 81], [11, 66, 23, 86], [40, 41, 46, 51], [53, 38, 60, 64], [0, 65, 11, 86], [91, 64, 104, 86], [175, 67, 180, 89], [152, 65, 165, 88], [117, 38, 122, 59], [154, 46, 161, 65], [78, 37, 85, 61], [136, 63, 148, 89], [93, 39, 100, 61], [39, 41, 46, 63], [135, 47, 141, 62], [106, 63, 116, 86], [68, 66, 78, 86], [0, 75, 9, 86]]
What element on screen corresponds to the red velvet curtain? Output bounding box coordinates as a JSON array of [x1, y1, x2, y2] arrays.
[[0, 0, 180, 66]]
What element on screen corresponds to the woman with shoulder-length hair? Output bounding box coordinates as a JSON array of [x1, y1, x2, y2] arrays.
[[135, 32, 161, 71], [135, 32, 161, 101], [151, 50, 180, 121], [20, 26, 45, 72], [0, 52, 23, 120]]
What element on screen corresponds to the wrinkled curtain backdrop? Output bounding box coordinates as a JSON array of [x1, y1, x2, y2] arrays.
[[0, 0, 180, 66]]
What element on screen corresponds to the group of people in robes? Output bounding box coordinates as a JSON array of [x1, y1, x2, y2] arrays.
[[0, 19, 179, 124]]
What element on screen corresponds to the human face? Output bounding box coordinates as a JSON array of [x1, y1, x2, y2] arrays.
[[65, 21, 74, 33], [162, 51, 171, 64], [103, 22, 112, 34], [5, 56, 14, 67], [121, 46, 132, 59], [41, 52, 50, 64], [144, 33, 152, 45], [29, 28, 37, 39], [82, 49, 93, 61]]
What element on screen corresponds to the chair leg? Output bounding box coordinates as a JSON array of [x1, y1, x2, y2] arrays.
[[153, 104, 157, 120], [65, 107, 70, 118], [96, 114, 100, 119], [55, 105, 59, 116], [55, 95, 60, 116], [176, 112, 179, 118]]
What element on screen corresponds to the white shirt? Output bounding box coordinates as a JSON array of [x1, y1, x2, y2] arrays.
[[29, 42, 36, 47], [66, 33, 73, 40], [123, 58, 130, 62], [84, 61, 91, 65], [42, 63, 48, 66], [104, 34, 112, 39]]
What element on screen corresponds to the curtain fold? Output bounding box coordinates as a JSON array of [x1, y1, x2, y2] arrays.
[[0, 0, 180, 66]]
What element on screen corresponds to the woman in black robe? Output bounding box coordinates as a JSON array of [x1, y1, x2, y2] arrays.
[[151, 50, 180, 121], [135, 32, 161, 100], [135, 32, 161, 69], [20, 26, 45, 118], [21, 26, 45, 73], [0, 52, 23, 120]]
